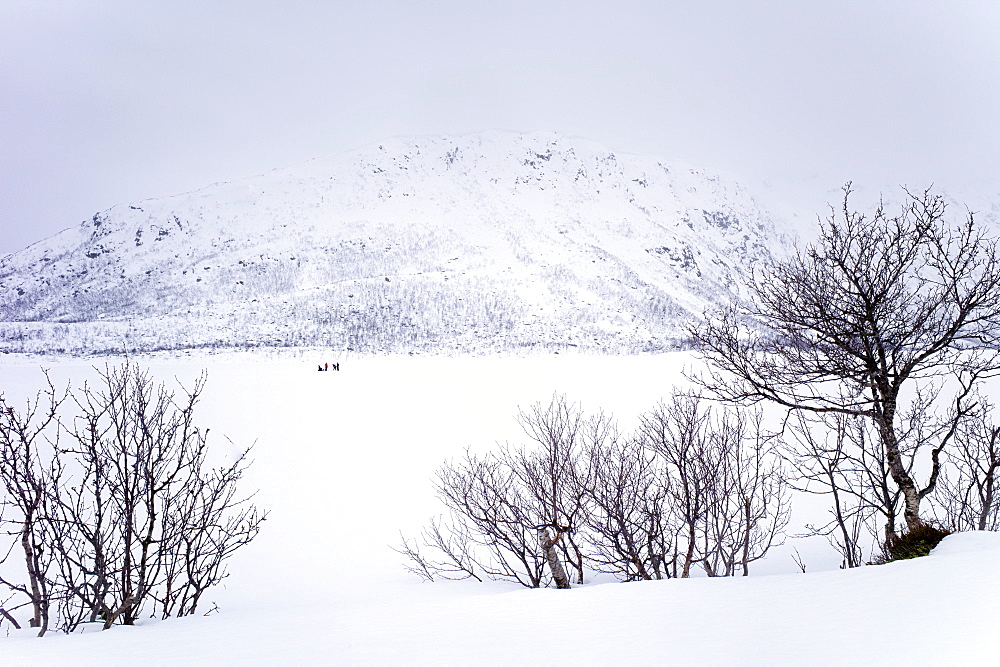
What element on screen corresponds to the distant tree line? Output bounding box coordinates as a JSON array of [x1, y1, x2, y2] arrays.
[[0, 228, 706, 356], [0, 363, 265, 635]]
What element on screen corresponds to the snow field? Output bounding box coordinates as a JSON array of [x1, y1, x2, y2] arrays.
[[0, 352, 997, 664]]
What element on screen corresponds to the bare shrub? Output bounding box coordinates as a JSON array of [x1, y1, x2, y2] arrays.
[[580, 433, 676, 580], [701, 409, 790, 577], [507, 396, 594, 587], [639, 393, 789, 578], [401, 392, 789, 586], [0, 372, 65, 635], [0, 363, 265, 635], [399, 396, 595, 588]]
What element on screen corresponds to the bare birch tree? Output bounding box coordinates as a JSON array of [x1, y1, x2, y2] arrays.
[[639, 393, 788, 578], [693, 184, 1000, 535], [639, 394, 714, 578], [411, 396, 592, 589], [508, 395, 594, 587]]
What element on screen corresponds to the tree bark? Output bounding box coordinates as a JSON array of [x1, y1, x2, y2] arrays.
[[21, 512, 48, 636], [537, 527, 571, 589], [874, 395, 922, 532], [681, 530, 697, 578]]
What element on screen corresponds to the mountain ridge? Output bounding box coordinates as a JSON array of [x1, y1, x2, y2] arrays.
[[0, 131, 791, 355]]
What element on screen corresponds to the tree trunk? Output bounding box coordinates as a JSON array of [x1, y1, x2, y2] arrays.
[[741, 499, 752, 577], [103, 595, 135, 630], [979, 460, 996, 531], [537, 527, 571, 589], [21, 517, 47, 636], [875, 395, 923, 532], [681, 529, 697, 578]]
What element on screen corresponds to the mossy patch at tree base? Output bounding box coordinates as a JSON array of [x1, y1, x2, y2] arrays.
[[873, 524, 953, 564]]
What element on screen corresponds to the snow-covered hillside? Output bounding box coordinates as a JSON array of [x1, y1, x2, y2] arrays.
[[0, 132, 789, 355]]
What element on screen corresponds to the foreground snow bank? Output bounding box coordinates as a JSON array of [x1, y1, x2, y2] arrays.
[[3, 532, 998, 665]]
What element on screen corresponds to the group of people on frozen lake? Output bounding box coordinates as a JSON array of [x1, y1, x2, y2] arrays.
[[318, 362, 340, 371]]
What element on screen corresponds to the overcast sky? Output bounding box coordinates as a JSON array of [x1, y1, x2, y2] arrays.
[[2, 1, 999, 255]]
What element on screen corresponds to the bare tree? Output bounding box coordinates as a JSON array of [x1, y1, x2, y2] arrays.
[[639, 394, 714, 578], [640, 394, 788, 578], [704, 409, 789, 577], [401, 396, 592, 589], [508, 395, 593, 587], [431, 448, 549, 588], [934, 391, 1000, 531], [0, 372, 65, 635], [580, 433, 677, 581], [693, 184, 1000, 534], [0, 363, 265, 634], [787, 376, 976, 565]]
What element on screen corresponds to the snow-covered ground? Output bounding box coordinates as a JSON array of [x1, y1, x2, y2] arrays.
[[1, 352, 997, 664]]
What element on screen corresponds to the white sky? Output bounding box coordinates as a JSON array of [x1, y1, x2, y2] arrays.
[[2, 1, 999, 255]]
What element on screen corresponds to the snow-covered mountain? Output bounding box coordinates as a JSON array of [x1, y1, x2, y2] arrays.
[[0, 131, 790, 355]]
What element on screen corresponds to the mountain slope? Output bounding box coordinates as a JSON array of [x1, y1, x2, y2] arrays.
[[0, 132, 790, 354]]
